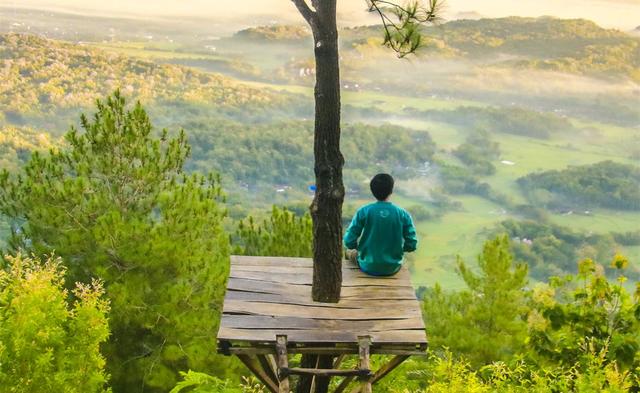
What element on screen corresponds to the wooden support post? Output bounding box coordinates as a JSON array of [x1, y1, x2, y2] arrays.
[[258, 354, 279, 387], [333, 354, 346, 369], [309, 355, 319, 393], [283, 368, 369, 378], [358, 336, 372, 393], [276, 335, 290, 393], [237, 354, 279, 393], [371, 355, 410, 385], [334, 376, 356, 393]]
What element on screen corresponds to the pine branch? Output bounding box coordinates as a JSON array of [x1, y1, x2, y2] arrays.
[[368, 0, 444, 57]]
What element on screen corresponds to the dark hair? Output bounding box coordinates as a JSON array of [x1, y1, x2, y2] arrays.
[[370, 173, 394, 201]]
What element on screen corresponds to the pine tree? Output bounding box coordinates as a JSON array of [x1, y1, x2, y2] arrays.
[[234, 206, 313, 257], [0, 92, 235, 392], [423, 235, 529, 366]]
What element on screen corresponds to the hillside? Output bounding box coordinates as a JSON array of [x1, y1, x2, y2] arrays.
[[0, 33, 290, 120], [233, 17, 640, 81], [1, 25, 639, 286]]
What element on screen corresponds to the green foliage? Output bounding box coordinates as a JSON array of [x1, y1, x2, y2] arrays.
[[497, 219, 640, 280], [518, 160, 640, 211], [0, 33, 288, 118], [423, 236, 529, 366], [405, 348, 634, 392], [0, 254, 110, 393], [367, 0, 443, 57], [0, 125, 58, 173], [169, 371, 242, 393], [429, 16, 640, 81], [234, 206, 312, 257], [453, 131, 500, 176], [234, 25, 310, 42], [186, 119, 435, 191], [437, 163, 511, 208], [527, 257, 640, 371], [0, 92, 234, 392], [171, 372, 266, 393]]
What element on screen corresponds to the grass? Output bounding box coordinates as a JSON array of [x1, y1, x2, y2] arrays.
[[384, 109, 640, 288], [392, 194, 514, 289], [91, 42, 228, 61]]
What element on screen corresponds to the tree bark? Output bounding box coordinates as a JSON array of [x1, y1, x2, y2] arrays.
[[292, 0, 344, 389], [305, 0, 344, 303]]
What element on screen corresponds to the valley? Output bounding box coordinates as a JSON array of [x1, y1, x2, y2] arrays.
[[1, 8, 639, 288]]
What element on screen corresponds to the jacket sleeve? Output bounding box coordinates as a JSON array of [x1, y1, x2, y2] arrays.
[[343, 209, 364, 250], [402, 211, 418, 252]]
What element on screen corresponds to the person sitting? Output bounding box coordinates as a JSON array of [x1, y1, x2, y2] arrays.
[[343, 173, 418, 276]]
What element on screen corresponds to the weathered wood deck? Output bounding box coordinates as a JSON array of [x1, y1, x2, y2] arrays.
[[218, 255, 427, 351]]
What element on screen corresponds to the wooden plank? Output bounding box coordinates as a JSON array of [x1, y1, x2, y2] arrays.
[[225, 291, 420, 309], [231, 256, 411, 279], [222, 300, 423, 320], [237, 355, 278, 393], [231, 256, 411, 280], [218, 328, 428, 344], [230, 265, 404, 280], [220, 315, 425, 331], [231, 255, 313, 267], [282, 368, 369, 378], [229, 270, 410, 287], [230, 266, 408, 282], [227, 346, 428, 356], [231, 265, 358, 273], [229, 271, 411, 287], [227, 279, 417, 299]]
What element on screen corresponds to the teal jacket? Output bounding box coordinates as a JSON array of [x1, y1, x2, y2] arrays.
[[343, 201, 418, 276]]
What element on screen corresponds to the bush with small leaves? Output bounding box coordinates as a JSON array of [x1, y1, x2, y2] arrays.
[[0, 254, 110, 393]]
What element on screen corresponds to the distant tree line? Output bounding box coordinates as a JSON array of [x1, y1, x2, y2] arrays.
[[406, 105, 574, 139], [518, 160, 640, 211], [497, 219, 640, 280]]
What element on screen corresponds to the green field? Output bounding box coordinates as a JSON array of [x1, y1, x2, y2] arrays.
[[91, 42, 226, 61]]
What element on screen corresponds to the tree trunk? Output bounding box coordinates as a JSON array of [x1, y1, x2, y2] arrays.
[[308, 0, 344, 303], [292, 0, 343, 390]]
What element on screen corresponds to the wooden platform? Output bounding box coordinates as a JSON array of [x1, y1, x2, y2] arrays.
[[218, 256, 427, 352]]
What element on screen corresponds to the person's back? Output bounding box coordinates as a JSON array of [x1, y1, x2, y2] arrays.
[[343, 174, 417, 276]]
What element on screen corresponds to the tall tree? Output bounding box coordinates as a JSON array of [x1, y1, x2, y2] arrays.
[[0, 92, 236, 392], [422, 235, 529, 366], [290, 3, 441, 392], [291, 0, 441, 303]]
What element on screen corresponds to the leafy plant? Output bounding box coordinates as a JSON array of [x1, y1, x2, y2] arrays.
[[0, 254, 110, 393]]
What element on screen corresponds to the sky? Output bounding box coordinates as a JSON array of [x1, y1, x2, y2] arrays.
[[4, 0, 640, 30]]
